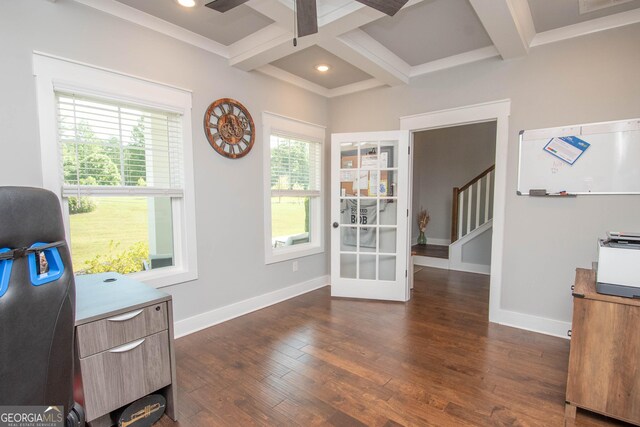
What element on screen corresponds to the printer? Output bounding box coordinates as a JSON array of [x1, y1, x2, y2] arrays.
[[596, 232, 640, 298]]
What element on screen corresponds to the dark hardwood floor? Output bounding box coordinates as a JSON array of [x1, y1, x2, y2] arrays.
[[412, 244, 449, 259], [158, 267, 627, 426]]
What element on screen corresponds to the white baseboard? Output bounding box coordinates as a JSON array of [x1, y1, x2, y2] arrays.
[[427, 237, 451, 246], [412, 237, 451, 246], [413, 255, 450, 270], [450, 261, 490, 275], [413, 255, 489, 276], [174, 275, 329, 338], [492, 308, 571, 339]]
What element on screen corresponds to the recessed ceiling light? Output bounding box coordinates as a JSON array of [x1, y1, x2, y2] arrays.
[[177, 0, 196, 7], [316, 64, 330, 73]]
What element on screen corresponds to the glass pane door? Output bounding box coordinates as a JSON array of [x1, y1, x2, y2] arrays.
[[331, 131, 409, 301]]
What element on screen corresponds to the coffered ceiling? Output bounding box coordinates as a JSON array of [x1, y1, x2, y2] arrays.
[[361, 0, 493, 66], [76, 0, 640, 97], [115, 1, 274, 45]]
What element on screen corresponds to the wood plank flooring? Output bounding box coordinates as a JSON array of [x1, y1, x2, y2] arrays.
[[157, 267, 629, 426]]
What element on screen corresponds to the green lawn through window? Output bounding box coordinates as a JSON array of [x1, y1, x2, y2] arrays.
[[69, 197, 148, 271], [69, 196, 308, 272], [271, 197, 307, 239]]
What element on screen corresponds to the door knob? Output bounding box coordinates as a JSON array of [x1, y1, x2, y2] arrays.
[[332, 222, 339, 228]]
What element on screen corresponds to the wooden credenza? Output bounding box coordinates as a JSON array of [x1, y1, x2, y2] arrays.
[[565, 268, 640, 425], [74, 273, 178, 427]]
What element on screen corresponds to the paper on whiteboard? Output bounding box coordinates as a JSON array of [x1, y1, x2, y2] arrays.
[[543, 136, 590, 165]]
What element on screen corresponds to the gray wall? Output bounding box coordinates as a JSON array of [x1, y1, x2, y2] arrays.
[[412, 122, 496, 243], [0, 0, 329, 323], [461, 228, 492, 265], [330, 23, 640, 325]]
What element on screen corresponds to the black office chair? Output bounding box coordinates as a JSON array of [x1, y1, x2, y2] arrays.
[[0, 187, 84, 426]]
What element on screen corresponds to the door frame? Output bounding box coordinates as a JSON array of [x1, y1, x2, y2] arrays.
[[400, 99, 511, 324]]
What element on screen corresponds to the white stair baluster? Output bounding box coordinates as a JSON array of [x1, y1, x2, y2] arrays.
[[485, 172, 491, 223], [467, 186, 473, 235], [475, 181, 481, 229], [458, 191, 463, 239]]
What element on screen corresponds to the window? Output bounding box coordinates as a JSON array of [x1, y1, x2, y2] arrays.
[[34, 53, 197, 287], [58, 93, 181, 275], [263, 113, 325, 264]]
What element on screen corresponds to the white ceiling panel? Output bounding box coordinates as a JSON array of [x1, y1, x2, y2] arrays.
[[528, 0, 640, 32], [114, 0, 274, 46], [361, 0, 493, 66], [270, 45, 372, 89]]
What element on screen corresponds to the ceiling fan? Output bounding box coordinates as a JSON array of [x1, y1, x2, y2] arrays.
[[205, 0, 409, 38]]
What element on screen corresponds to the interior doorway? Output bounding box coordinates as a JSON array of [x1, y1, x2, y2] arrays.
[[411, 121, 497, 275], [400, 100, 511, 324]]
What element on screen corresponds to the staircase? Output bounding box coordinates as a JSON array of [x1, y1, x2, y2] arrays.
[[413, 165, 495, 275], [451, 165, 495, 243]]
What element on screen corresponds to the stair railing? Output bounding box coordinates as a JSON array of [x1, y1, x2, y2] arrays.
[[451, 165, 495, 243]]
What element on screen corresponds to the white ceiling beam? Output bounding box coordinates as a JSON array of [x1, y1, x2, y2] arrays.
[[531, 8, 640, 47], [257, 64, 329, 97], [232, 0, 387, 71], [327, 78, 385, 98], [409, 46, 500, 78], [467, 0, 535, 59], [257, 64, 385, 98], [318, 0, 423, 34], [229, 24, 302, 70], [319, 29, 410, 86], [232, 0, 421, 84]]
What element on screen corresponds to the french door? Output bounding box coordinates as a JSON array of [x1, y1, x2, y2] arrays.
[[330, 131, 410, 301]]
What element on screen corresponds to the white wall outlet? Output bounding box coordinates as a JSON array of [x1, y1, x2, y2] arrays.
[[292, 261, 299, 272]]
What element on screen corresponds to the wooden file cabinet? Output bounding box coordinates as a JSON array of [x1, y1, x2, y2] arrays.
[[565, 268, 640, 425], [74, 273, 178, 427]]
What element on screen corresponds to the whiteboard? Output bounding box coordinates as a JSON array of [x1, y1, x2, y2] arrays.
[[518, 118, 640, 195]]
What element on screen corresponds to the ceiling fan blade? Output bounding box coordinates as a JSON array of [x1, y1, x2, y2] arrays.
[[205, 0, 250, 13], [355, 0, 409, 16], [296, 0, 318, 37]]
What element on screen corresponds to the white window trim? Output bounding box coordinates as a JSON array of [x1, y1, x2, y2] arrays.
[[33, 52, 198, 288], [263, 112, 326, 265]]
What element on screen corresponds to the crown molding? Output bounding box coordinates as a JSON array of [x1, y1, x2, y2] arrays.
[[531, 8, 640, 47], [256, 65, 385, 98], [257, 64, 330, 97], [71, 0, 229, 58], [327, 79, 386, 98], [410, 46, 500, 78]]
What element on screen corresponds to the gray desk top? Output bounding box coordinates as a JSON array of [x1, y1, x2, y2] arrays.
[[75, 273, 171, 326]]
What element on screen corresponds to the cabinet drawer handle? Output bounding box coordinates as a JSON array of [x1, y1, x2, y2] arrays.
[[567, 330, 572, 338], [109, 338, 145, 353], [107, 309, 144, 322]]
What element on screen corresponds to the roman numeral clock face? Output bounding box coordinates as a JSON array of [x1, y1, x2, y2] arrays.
[[204, 98, 255, 159]]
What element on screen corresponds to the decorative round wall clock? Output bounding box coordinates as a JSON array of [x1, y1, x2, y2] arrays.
[[203, 98, 255, 159]]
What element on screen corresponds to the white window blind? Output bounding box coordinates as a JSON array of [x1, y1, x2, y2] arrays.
[[56, 92, 184, 197], [270, 133, 321, 197]]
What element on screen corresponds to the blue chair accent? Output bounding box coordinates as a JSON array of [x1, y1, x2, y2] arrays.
[[0, 248, 13, 298], [28, 242, 64, 286]]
